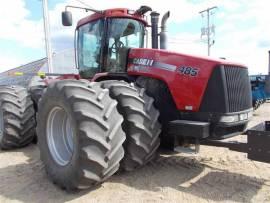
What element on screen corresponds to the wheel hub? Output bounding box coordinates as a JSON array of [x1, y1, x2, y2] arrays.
[[46, 106, 74, 166]]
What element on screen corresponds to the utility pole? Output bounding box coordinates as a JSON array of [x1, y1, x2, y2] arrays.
[[42, 0, 53, 73], [199, 6, 217, 56]]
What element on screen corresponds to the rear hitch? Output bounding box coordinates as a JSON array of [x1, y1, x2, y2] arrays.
[[200, 121, 270, 163], [246, 121, 270, 163]]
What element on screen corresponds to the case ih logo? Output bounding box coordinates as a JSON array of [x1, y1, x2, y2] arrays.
[[130, 58, 177, 72], [131, 58, 200, 76], [133, 58, 154, 66]]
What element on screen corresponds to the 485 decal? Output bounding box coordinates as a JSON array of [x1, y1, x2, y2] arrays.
[[177, 66, 199, 77]]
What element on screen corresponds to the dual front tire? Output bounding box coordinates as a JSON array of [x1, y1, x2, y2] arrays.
[[102, 81, 161, 171], [36, 80, 161, 190], [0, 80, 162, 190]]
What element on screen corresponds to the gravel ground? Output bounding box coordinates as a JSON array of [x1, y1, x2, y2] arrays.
[[0, 103, 270, 203]]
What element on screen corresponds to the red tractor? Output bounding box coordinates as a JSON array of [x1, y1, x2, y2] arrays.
[[2, 5, 268, 191]]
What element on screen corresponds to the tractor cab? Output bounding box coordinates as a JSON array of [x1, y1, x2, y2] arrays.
[[62, 7, 152, 78], [77, 16, 145, 78]]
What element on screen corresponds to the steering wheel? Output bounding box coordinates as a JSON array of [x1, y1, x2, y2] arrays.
[[111, 41, 124, 53]]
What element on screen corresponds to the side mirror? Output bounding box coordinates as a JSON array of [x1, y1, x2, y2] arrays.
[[62, 11, 72, 26]]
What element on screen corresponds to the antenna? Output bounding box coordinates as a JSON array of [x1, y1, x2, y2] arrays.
[[74, 0, 96, 10], [65, 5, 102, 13]]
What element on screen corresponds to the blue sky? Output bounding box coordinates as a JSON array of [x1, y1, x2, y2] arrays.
[[0, 0, 270, 74], [24, 0, 67, 19]]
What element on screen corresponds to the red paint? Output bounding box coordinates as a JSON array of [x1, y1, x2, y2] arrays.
[[77, 8, 148, 28], [56, 74, 80, 80], [91, 72, 109, 82], [127, 48, 247, 112], [45, 74, 80, 85]]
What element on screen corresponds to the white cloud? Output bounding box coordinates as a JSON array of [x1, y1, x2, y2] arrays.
[[167, 32, 205, 55], [211, 0, 270, 74], [0, 0, 44, 49], [0, 54, 29, 72]]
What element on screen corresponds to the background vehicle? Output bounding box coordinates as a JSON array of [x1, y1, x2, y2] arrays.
[[249, 51, 270, 110], [250, 75, 270, 110]]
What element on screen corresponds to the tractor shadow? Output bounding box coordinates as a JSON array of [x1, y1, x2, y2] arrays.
[[0, 146, 267, 203], [108, 150, 267, 203]]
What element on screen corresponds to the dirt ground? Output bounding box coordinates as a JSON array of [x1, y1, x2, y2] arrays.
[[0, 104, 270, 203]]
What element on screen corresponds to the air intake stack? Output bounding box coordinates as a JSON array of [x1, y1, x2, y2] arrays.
[[150, 12, 160, 49]]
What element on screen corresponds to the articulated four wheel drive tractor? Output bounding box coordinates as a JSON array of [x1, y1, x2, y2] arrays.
[[0, 5, 270, 191]]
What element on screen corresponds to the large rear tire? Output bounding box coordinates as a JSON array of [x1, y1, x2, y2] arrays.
[[0, 86, 36, 149], [37, 80, 125, 190], [102, 81, 161, 171]]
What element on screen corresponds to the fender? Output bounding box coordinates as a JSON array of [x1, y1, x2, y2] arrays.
[[92, 72, 134, 82], [43, 74, 80, 85]]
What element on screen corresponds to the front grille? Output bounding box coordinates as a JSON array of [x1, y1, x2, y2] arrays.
[[224, 66, 252, 112], [200, 65, 252, 113]]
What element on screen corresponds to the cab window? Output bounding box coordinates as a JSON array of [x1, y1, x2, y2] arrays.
[[105, 18, 145, 72]]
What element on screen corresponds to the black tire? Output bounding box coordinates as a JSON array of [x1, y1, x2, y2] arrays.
[[37, 80, 125, 190], [29, 84, 47, 110], [0, 86, 36, 149], [29, 84, 47, 144], [102, 81, 161, 171], [136, 77, 179, 149]]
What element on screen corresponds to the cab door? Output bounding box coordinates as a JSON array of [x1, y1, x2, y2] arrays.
[[77, 19, 105, 78]]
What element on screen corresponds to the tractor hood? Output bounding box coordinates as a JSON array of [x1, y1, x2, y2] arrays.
[[127, 48, 246, 73], [127, 48, 249, 112]]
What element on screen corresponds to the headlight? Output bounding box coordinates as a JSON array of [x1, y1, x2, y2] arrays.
[[220, 115, 239, 123], [220, 111, 253, 123], [239, 113, 248, 121]]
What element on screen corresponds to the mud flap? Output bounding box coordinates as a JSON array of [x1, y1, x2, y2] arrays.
[[247, 121, 270, 163]]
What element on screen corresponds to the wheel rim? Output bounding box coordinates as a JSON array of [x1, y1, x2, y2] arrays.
[[0, 105, 4, 141], [46, 106, 74, 166]]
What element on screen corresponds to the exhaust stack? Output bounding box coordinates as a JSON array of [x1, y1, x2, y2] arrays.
[[150, 12, 160, 49], [160, 11, 170, 49]]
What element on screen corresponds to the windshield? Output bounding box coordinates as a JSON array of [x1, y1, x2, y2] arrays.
[[77, 18, 144, 78], [105, 18, 145, 72]]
